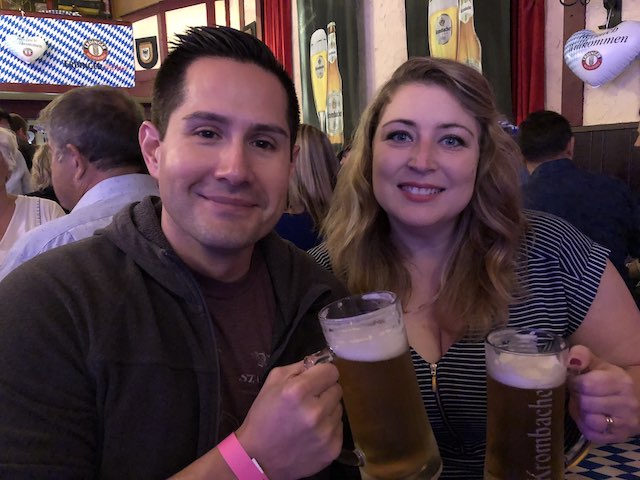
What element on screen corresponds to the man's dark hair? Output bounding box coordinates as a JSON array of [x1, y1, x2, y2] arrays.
[[0, 107, 11, 126], [8, 113, 28, 134], [37, 86, 145, 171], [151, 26, 300, 148], [519, 110, 573, 161]]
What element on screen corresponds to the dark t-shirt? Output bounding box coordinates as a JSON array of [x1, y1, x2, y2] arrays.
[[195, 249, 275, 438]]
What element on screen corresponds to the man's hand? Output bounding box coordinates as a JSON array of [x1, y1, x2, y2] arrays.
[[235, 360, 344, 479]]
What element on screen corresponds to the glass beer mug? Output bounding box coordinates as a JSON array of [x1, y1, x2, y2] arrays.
[[484, 327, 589, 480], [306, 291, 442, 480]]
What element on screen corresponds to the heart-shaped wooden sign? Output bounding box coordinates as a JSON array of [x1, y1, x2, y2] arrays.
[[4, 34, 47, 64], [564, 20, 640, 87]]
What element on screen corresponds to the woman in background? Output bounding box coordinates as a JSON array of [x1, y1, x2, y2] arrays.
[[311, 57, 640, 478], [26, 144, 64, 208], [276, 123, 339, 250], [0, 129, 65, 264]]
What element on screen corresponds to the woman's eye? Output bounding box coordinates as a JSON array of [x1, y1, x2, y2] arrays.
[[441, 135, 465, 148], [386, 131, 412, 143]]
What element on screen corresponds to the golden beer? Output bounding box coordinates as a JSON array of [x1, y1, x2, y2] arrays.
[[485, 329, 568, 480], [457, 0, 482, 72], [309, 28, 328, 132], [335, 350, 441, 479], [428, 0, 459, 60], [319, 292, 442, 480], [326, 22, 344, 146]]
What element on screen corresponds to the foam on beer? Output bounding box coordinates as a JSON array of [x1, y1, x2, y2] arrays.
[[487, 351, 566, 389], [326, 324, 408, 362]]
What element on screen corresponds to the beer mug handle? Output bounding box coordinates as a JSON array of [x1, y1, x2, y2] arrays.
[[304, 348, 335, 368], [303, 348, 366, 468], [565, 434, 591, 470]]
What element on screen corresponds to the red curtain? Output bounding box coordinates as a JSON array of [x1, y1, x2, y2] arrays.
[[511, 0, 545, 125], [262, 0, 293, 76]]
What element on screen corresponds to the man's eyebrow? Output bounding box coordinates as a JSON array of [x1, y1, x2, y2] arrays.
[[182, 111, 289, 138]]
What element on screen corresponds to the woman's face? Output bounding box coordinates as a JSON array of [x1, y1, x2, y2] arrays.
[[372, 83, 480, 242]]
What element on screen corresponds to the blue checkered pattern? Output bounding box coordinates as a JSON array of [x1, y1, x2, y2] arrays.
[[0, 15, 134, 87], [567, 437, 640, 479]]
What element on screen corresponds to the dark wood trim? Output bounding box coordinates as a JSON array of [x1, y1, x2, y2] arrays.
[[573, 122, 638, 133], [0, 83, 73, 94], [225, 0, 230, 27], [206, 0, 216, 26], [239, 0, 245, 29], [561, 3, 586, 127], [0, 7, 129, 25], [158, 8, 169, 60], [254, 0, 262, 40]]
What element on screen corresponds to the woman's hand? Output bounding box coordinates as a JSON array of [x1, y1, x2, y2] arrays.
[[567, 345, 640, 443]]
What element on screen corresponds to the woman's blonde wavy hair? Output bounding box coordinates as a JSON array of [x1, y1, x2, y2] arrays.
[[30, 144, 52, 191], [322, 57, 527, 339], [288, 124, 339, 228]]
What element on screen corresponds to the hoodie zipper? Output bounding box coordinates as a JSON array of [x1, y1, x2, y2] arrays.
[[430, 362, 466, 455]]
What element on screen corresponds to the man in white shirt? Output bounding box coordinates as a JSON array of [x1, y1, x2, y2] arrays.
[[0, 86, 158, 280]]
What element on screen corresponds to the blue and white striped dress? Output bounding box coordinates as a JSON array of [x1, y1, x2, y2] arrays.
[[309, 210, 609, 479]]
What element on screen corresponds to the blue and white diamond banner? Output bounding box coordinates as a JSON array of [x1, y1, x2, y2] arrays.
[[0, 15, 134, 87]]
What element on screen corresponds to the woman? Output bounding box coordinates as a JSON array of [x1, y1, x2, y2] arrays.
[[312, 57, 640, 478], [0, 128, 65, 264], [26, 144, 64, 207], [276, 124, 339, 250]]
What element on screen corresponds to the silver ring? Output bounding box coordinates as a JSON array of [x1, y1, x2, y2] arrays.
[[604, 414, 615, 434]]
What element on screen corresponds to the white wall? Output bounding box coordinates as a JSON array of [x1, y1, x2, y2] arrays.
[[362, 0, 408, 99], [545, 1, 640, 125]]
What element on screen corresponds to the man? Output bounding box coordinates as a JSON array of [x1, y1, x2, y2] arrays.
[[8, 112, 35, 171], [520, 110, 640, 294], [0, 86, 159, 280], [0, 108, 31, 194], [0, 27, 354, 479]]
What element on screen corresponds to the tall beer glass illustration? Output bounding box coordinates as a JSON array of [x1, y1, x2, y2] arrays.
[[310, 28, 328, 132], [326, 21, 344, 146], [484, 328, 569, 480], [457, 0, 482, 72], [428, 0, 459, 61], [315, 291, 442, 480]]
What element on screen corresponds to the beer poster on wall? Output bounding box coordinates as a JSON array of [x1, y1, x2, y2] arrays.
[[296, 0, 363, 149], [405, 0, 512, 118]]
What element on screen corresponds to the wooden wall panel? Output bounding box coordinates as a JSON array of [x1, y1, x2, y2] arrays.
[[573, 123, 640, 194]]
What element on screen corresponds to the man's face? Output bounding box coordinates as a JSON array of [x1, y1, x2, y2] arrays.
[[141, 57, 295, 265], [49, 139, 80, 211]]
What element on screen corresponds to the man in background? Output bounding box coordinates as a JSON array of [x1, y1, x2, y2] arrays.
[[8, 112, 36, 171], [0, 86, 159, 279], [520, 110, 640, 296], [0, 108, 30, 194], [0, 26, 354, 479]]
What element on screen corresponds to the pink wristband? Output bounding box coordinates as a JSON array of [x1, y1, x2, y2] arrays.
[[218, 432, 269, 480]]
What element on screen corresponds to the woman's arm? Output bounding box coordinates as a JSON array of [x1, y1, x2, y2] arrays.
[[568, 260, 640, 442]]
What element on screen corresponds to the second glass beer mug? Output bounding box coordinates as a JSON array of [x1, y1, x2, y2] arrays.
[[312, 291, 442, 480], [484, 328, 569, 480]]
